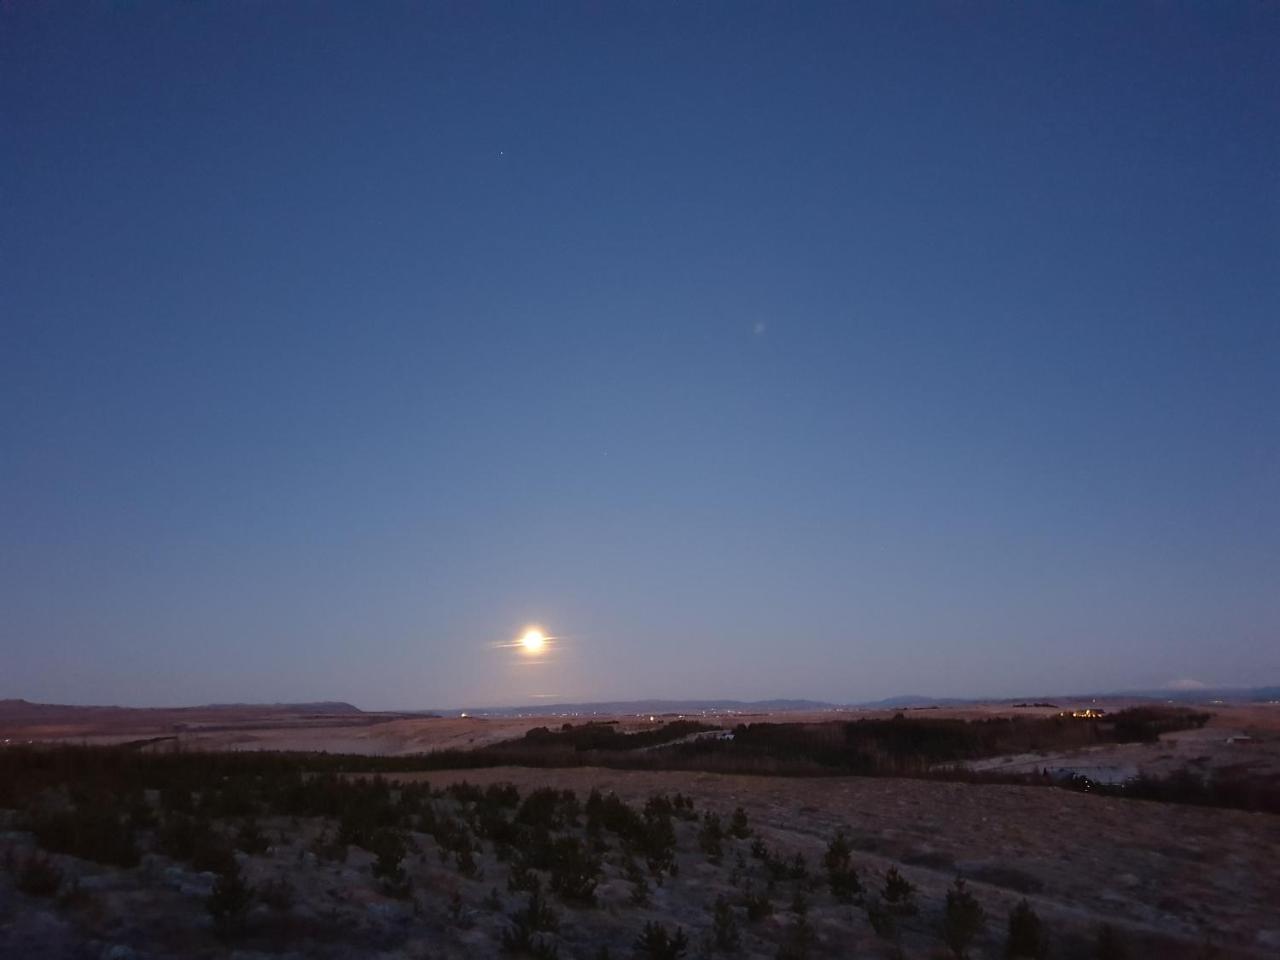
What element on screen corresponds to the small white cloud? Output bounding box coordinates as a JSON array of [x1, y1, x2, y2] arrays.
[[1166, 677, 1207, 691], [753, 321, 766, 336]]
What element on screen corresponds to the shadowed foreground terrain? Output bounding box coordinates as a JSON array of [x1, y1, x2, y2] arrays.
[[395, 767, 1280, 958], [1, 736, 1277, 959]]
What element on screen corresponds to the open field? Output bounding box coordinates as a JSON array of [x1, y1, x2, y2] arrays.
[[0, 700, 715, 753], [6, 698, 1279, 763]]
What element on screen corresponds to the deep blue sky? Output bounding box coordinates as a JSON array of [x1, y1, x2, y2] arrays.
[[3, 3, 1277, 709]]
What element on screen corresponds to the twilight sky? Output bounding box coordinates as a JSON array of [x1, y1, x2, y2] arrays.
[[2, 3, 1277, 709]]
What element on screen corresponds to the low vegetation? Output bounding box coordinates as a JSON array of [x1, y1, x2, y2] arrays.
[[0, 706, 1262, 956], [943, 877, 986, 959], [0, 740, 1160, 958]]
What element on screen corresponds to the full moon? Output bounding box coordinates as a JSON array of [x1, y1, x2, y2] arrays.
[[520, 628, 546, 654]]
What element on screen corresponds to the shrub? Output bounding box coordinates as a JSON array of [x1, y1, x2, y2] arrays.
[[517, 788, 571, 832], [159, 813, 232, 872], [202, 778, 258, 819], [883, 866, 917, 914], [629, 873, 651, 906], [514, 883, 560, 934], [698, 812, 724, 863], [160, 783, 193, 814], [520, 827, 558, 871], [508, 857, 539, 893], [207, 859, 253, 936], [943, 878, 986, 959], [548, 835, 601, 904], [308, 826, 347, 864], [455, 845, 479, 879], [446, 888, 466, 924], [790, 889, 809, 916], [31, 806, 139, 868], [371, 828, 411, 898], [500, 920, 560, 960], [823, 831, 860, 903], [259, 875, 295, 911], [486, 783, 522, 809], [235, 818, 269, 855], [729, 806, 751, 839], [17, 853, 62, 897], [478, 804, 519, 855], [787, 852, 809, 883], [1093, 924, 1128, 960], [449, 780, 485, 806], [744, 883, 773, 922], [822, 831, 851, 873], [672, 793, 697, 820], [1006, 899, 1049, 958], [125, 792, 157, 830], [643, 794, 675, 821], [711, 895, 740, 952], [55, 874, 86, 909], [642, 805, 678, 878], [502, 884, 561, 956], [634, 921, 688, 960], [776, 910, 814, 960], [866, 897, 896, 939], [762, 847, 789, 883], [590, 792, 646, 848], [499, 920, 539, 954]]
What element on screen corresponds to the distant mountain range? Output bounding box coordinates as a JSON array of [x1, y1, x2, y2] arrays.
[[3, 685, 1276, 725], [196, 701, 364, 714], [856, 687, 1280, 709], [436, 686, 1280, 716], [1095, 686, 1280, 704], [0, 699, 364, 725], [438, 698, 839, 717], [853, 694, 977, 709]]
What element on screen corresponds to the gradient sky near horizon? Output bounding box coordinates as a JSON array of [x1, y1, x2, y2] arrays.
[[2, 3, 1277, 709]]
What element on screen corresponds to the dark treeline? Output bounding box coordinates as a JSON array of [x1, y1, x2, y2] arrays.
[[671, 707, 1213, 776], [519, 719, 718, 753], [493, 708, 1212, 777], [1, 706, 1268, 818]]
